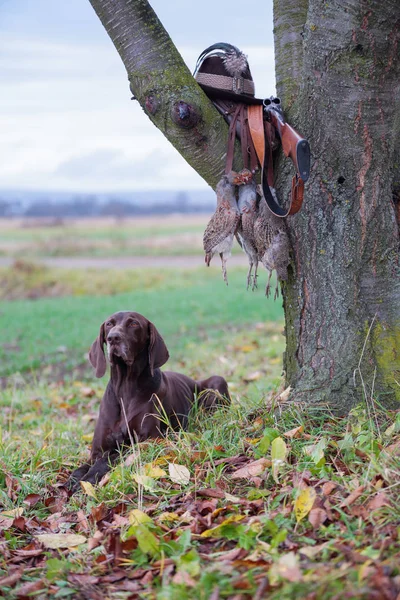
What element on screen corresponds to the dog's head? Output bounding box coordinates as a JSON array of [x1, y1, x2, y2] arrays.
[[89, 311, 169, 378]]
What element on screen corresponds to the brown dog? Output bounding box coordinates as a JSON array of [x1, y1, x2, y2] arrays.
[[68, 311, 230, 490]]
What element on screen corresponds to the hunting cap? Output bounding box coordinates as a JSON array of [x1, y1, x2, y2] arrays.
[[193, 42, 263, 105]]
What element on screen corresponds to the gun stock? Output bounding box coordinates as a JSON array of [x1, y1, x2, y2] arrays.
[[264, 100, 310, 182]]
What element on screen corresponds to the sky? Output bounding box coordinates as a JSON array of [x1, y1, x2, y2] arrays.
[[0, 0, 275, 193]]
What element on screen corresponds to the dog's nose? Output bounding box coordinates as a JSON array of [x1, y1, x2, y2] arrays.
[[107, 331, 121, 344]]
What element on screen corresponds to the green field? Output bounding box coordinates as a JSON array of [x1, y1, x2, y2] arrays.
[[0, 216, 399, 599], [0, 216, 239, 257]]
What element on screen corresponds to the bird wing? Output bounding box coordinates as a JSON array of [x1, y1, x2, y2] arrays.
[[203, 206, 240, 253]]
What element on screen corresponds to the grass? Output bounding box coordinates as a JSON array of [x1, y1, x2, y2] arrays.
[[0, 215, 399, 598], [0, 216, 241, 258], [0, 264, 283, 380]]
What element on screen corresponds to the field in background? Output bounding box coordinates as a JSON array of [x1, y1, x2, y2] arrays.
[[0, 215, 240, 258]]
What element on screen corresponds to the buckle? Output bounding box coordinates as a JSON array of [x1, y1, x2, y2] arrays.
[[232, 76, 244, 94]]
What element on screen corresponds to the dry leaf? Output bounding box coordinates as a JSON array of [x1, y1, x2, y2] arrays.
[[278, 386, 292, 402], [168, 463, 190, 485], [81, 386, 96, 397], [23, 493, 41, 508], [299, 541, 331, 559], [294, 487, 316, 522], [340, 485, 365, 508], [88, 529, 104, 551], [243, 371, 262, 382], [231, 458, 271, 479], [201, 515, 245, 538], [123, 451, 140, 467], [80, 481, 97, 498], [322, 481, 337, 496], [284, 425, 304, 439], [308, 507, 327, 528], [367, 492, 390, 511], [35, 533, 86, 549], [270, 552, 302, 583]]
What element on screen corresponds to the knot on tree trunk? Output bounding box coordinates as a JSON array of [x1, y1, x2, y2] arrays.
[[171, 101, 200, 129]]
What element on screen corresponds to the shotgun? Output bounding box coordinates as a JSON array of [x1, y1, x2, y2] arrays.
[[263, 97, 310, 182]]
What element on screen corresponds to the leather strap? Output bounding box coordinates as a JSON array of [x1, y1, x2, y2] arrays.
[[247, 105, 304, 217]]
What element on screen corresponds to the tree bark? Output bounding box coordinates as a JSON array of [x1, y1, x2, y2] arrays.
[[274, 0, 400, 411], [88, 0, 242, 189], [89, 0, 400, 413]]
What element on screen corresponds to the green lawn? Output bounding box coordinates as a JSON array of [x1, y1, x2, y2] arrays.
[[0, 267, 284, 380]]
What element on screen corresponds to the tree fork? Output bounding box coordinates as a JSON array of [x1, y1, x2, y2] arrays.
[[88, 0, 243, 187]]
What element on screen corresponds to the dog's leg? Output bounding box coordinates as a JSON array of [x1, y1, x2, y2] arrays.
[[197, 376, 231, 409]]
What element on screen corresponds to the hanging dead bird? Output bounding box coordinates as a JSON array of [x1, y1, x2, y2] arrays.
[[236, 170, 259, 290], [254, 191, 290, 298], [203, 171, 241, 284], [262, 229, 290, 298]]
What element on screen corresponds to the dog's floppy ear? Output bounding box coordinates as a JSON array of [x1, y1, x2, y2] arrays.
[[89, 322, 107, 378], [148, 322, 169, 376]]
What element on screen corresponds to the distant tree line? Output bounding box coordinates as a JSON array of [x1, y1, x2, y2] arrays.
[[0, 191, 214, 218]]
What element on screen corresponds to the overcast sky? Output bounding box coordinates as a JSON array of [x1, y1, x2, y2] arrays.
[[0, 0, 275, 193]]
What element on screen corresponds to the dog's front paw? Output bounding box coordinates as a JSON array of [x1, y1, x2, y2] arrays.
[[66, 463, 92, 494]]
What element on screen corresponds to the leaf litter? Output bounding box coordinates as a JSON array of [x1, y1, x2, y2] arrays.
[[1, 387, 400, 598]]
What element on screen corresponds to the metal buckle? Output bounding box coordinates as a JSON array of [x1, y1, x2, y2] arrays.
[[232, 76, 244, 94]]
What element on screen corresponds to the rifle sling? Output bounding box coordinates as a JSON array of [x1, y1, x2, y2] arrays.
[[247, 104, 304, 217]]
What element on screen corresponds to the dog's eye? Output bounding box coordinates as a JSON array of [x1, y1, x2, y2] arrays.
[[128, 321, 138, 327], [106, 321, 114, 327]]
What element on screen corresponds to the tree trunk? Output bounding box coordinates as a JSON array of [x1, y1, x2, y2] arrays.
[[274, 0, 400, 411], [89, 0, 400, 413]]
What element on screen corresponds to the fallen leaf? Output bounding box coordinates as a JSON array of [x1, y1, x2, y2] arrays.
[[367, 492, 390, 511], [15, 579, 45, 597], [322, 481, 337, 496], [231, 458, 271, 479], [88, 530, 104, 551], [308, 507, 327, 528], [133, 474, 157, 490], [80, 481, 97, 498], [240, 345, 256, 353], [299, 541, 332, 559], [304, 438, 327, 464], [278, 386, 292, 402], [134, 525, 160, 558], [200, 514, 245, 538], [284, 425, 304, 439], [340, 485, 365, 508], [35, 533, 86, 549], [80, 386, 96, 397], [157, 512, 181, 526], [144, 463, 167, 478], [243, 371, 263, 382], [0, 569, 24, 588], [128, 509, 152, 526], [168, 463, 190, 485], [123, 451, 140, 467], [1, 507, 24, 518], [23, 493, 41, 508], [225, 492, 241, 503], [271, 437, 287, 482], [294, 487, 316, 522], [270, 552, 302, 583]]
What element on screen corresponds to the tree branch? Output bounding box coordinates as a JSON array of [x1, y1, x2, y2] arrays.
[[88, 0, 240, 189]]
